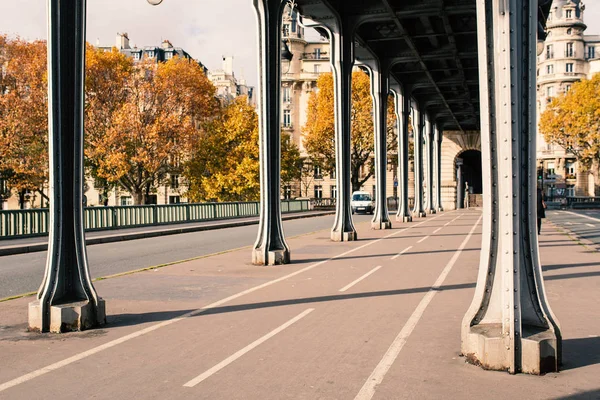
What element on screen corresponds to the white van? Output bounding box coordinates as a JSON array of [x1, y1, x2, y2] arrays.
[[351, 191, 374, 214]]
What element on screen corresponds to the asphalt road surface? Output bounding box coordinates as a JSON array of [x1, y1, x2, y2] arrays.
[[0, 214, 372, 300], [546, 209, 600, 247]]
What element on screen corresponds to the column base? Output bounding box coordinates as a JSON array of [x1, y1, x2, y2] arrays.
[[462, 324, 560, 375], [29, 299, 106, 333], [437, 207, 444, 212], [252, 248, 291, 266], [427, 208, 436, 214], [417, 212, 427, 218], [331, 230, 358, 242], [371, 220, 392, 230], [396, 215, 412, 223]]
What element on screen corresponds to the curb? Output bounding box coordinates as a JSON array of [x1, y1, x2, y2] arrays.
[[0, 211, 336, 257]]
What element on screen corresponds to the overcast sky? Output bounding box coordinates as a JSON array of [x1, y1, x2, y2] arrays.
[[1, 0, 599, 88]]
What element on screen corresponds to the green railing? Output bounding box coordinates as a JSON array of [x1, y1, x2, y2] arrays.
[[0, 200, 310, 239]]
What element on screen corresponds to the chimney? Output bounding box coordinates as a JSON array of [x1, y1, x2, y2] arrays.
[[223, 56, 234, 76], [162, 39, 173, 49], [116, 33, 130, 50]]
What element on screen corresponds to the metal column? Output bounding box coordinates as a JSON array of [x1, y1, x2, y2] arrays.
[[426, 119, 436, 214], [456, 160, 464, 209], [328, 16, 358, 242], [461, 0, 561, 374], [392, 84, 412, 222], [252, 0, 290, 265], [435, 124, 444, 212], [29, 0, 105, 333], [361, 61, 392, 230], [413, 105, 426, 218]]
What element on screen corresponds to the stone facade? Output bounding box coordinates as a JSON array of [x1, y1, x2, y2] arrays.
[[536, 0, 600, 198]]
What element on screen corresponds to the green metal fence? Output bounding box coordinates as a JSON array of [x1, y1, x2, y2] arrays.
[[0, 200, 310, 239]]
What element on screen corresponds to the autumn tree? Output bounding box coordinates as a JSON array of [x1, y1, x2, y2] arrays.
[[539, 73, 600, 195], [85, 55, 219, 204], [0, 36, 48, 207], [302, 71, 397, 192], [185, 96, 302, 202]]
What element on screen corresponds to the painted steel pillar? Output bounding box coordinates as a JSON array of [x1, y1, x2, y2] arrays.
[[29, 0, 106, 333], [435, 124, 444, 212], [462, 0, 561, 374], [413, 105, 426, 218], [361, 62, 392, 230], [425, 119, 436, 214], [456, 161, 464, 209], [391, 85, 412, 222], [328, 17, 358, 242], [252, 0, 290, 265]]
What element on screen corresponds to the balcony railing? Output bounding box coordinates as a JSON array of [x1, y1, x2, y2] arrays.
[[302, 52, 329, 60], [0, 200, 310, 239]]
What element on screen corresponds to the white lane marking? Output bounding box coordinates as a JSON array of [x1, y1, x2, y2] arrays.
[[417, 235, 430, 243], [586, 223, 595, 228], [443, 215, 461, 227], [354, 214, 482, 400], [391, 246, 413, 260], [433, 228, 442, 234], [0, 212, 452, 393], [561, 210, 600, 223], [339, 266, 383, 292], [183, 308, 314, 387]]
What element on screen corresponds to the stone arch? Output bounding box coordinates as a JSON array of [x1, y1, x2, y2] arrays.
[[440, 131, 481, 210]]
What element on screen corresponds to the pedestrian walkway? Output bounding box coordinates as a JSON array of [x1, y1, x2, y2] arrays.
[[0, 210, 598, 399]]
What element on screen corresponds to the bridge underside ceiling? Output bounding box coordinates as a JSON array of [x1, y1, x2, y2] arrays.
[[297, 0, 552, 132]]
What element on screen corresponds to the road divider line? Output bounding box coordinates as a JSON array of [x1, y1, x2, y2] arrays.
[[354, 214, 482, 400], [0, 212, 452, 393], [561, 210, 600, 223], [391, 246, 412, 260], [417, 235, 430, 244], [586, 223, 595, 228], [433, 228, 442, 234], [339, 266, 383, 292], [444, 215, 462, 227], [183, 308, 314, 388]]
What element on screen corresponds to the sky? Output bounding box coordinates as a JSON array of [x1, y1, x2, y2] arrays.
[[1, 0, 599, 88]]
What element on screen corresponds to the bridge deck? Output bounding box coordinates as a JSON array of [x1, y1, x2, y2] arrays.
[[0, 210, 598, 399]]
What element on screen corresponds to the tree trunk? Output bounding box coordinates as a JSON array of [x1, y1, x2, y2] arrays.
[[132, 190, 144, 205]]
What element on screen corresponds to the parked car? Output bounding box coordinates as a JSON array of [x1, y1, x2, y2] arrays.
[[351, 191, 374, 214]]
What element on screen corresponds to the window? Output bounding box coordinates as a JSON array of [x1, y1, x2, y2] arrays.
[[330, 169, 336, 179], [169, 196, 181, 204], [546, 161, 555, 177], [547, 86, 554, 98], [283, 109, 291, 127], [565, 84, 572, 93], [566, 63, 574, 73], [566, 161, 575, 176], [567, 28, 572, 35], [283, 24, 290, 37], [588, 46, 596, 59], [565, 9, 572, 19], [546, 45, 553, 59], [315, 48, 321, 59], [120, 196, 132, 206], [566, 42, 574, 57], [291, 19, 297, 33], [165, 52, 173, 60], [314, 185, 323, 199], [283, 87, 291, 102], [283, 185, 292, 199], [313, 165, 322, 179], [314, 64, 321, 73], [331, 185, 337, 199], [566, 185, 575, 197], [170, 174, 179, 189], [133, 52, 141, 61], [147, 50, 155, 58], [546, 64, 554, 74]]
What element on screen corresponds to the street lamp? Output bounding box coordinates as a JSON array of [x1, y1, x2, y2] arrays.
[[147, 0, 163, 5]]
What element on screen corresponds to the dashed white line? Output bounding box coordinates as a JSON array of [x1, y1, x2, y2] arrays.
[[354, 214, 482, 400], [0, 212, 451, 393], [561, 210, 600, 223], [339, 266, 383, 292], [391, 246, 413, 260], [433, 227, 442, 234], [586, 223, 595, 228], [183, 308, 315, 388], [417, 235, 430, 243]]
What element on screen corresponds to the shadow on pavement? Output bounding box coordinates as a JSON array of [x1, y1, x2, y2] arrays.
[[543, 261, 600, 271], [562, 336, 600, 371], [553, 389, 600, 400]]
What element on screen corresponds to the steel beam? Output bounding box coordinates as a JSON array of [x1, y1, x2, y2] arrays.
[[413, 104, 426, 218], [391, 84, 412, 222], [252, 0, 290, 265], [29, 0, 105, 333], [359, 61, 392, 230], [425, 118, 436, 214], [435, 124, 444, 212], [461, 0, 561, 374]]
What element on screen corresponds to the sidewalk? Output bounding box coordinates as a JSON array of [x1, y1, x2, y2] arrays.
[[0, 210, 598, 399], [0, 210, 335, 256]]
